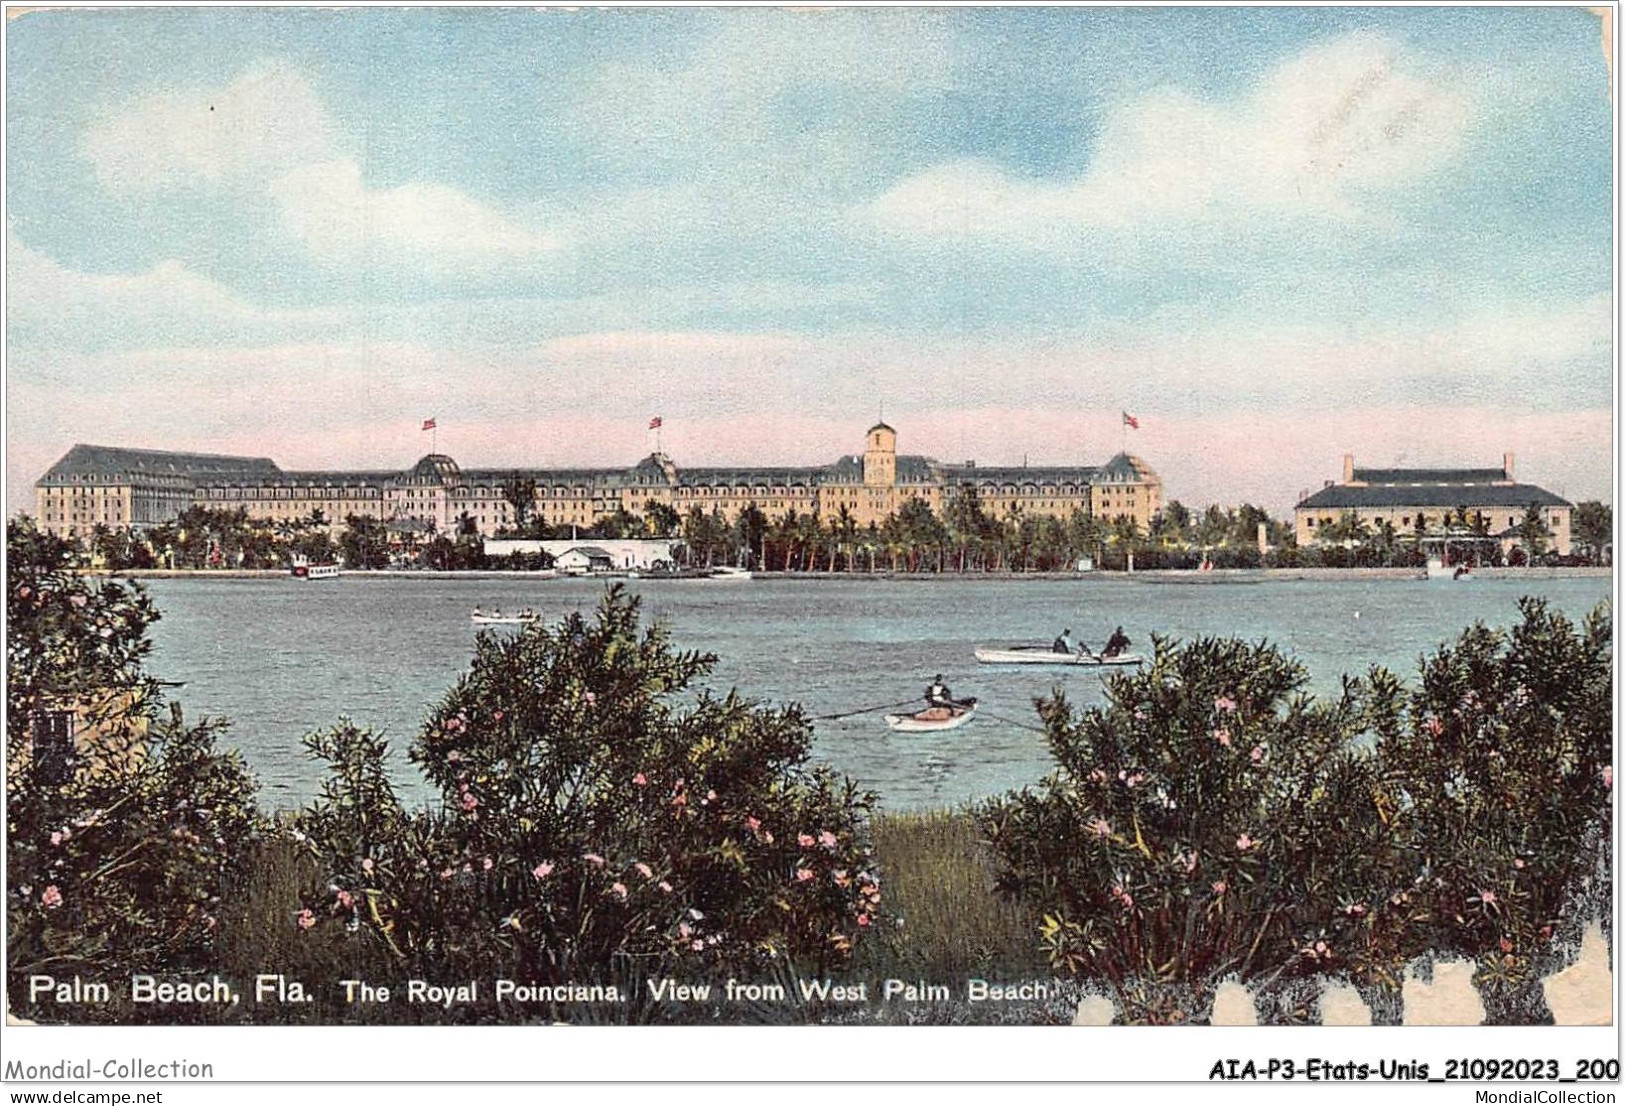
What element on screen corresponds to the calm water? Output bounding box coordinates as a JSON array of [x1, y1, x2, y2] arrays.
[[140, 574, 1612, 812]]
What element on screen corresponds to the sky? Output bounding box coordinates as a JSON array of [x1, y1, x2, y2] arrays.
[[4, 6, 1614, 516]]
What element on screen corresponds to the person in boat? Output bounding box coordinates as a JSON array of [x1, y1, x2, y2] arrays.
[[1102, 626, 1131, 657], [1053, 629, 1074, 655], [925, 675, 957, 709]]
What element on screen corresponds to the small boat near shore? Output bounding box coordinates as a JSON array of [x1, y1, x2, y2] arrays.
[[974, 645, 1144, 667], [291, 562, 341, 580], [884, 698, 978, 732], [707, 566, 753, 581]]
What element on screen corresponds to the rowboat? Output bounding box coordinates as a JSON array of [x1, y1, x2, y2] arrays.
[[471, 612, 539, 626], [974, 646, 1144, 667], [884, 698, 978, 732], [707, 566, 753, 581]]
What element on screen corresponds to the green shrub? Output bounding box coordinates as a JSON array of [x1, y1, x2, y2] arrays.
[[980, 600, 1613, 1023], [6, 520, 259, 1017], [979, 635, 1398, 1021], [294, 586, 878, 1012], [1378, 598, 1612, 1015]]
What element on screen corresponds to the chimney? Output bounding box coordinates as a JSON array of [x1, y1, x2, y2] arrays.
[[1503, 452, 1515, 481], [1342, 453, 1354, 484]]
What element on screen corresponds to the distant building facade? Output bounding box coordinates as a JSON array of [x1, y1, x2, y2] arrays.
[[34, 423, 1162, 540], [1294, 453, 1572, 556]]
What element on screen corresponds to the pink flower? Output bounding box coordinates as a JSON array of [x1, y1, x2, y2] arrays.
[[1513, 858, 1526, 870], [691, 939, 705, 951], [482, 857, 494, 871], [798, 833, 815, 848], [658, 880, 673, 893], [1087, 817, 1112, 838], [1124, 772, 1145, 788], [532, 861, 554, 880], [610, 882, 628, 900], [336, 889, 354, 908], [40, 885, 62, 910], [1249, 745, 1264, 763], [459, 792, 479, 812], [1345, 902, 1367, 917], [795, 868, 815, 883], [1088, 768, 1108, 783], [295, 908, 315, 930], [447, 750, 462, 763], [634, 862, 654, 880], [746, 816, 762, 833], [856, 914, 872, 928], [492, 710, 504, 722], [1477, 889, 1497, 905], [1211, 881, 1227, 895], [1132, 709, 1146, 721], [1235, 833, 1255, 851], [361, 858, 374, 874], [1212, 728, 1231, 747], [1214, 696, 1238, 713], [819, 830, 838, 849], [632, 773, 648, 787], [583, 692, 596, 707], [49, 831, 63, 847], [1426, 716, 1444, 737], [583, 853, 606, 867], [1604, 766, 1614, 789]]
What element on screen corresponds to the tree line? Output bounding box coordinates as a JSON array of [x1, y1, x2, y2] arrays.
[[36, 493, 1613, 574]]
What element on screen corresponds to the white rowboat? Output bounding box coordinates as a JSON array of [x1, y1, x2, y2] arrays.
[[974, 646, 1144, 667], [471, 613, 539, 626], [884, 699, 978, 732]]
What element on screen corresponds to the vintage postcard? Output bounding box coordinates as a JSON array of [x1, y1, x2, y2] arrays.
[[3, 2, 1617, 1088]]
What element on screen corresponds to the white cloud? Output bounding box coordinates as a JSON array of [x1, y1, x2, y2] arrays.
[[82, 62, 563, 273], [5, 230, 342, 350], [82, 63, 335, 191], [869, 33, 1471, 244], [267, 160, 566, 272]]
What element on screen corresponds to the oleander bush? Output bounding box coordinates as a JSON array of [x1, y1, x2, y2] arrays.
[[978, 635, 1403, 1023], [980, 599, 1613, 1024], [292, 586, 878, 1015], [6, 520, 260, 1012], [1377, 597, 1613, 1020]]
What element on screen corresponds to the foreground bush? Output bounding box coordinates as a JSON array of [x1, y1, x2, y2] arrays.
[[295, 587, 877, 1008], [981, 599, 1612, 1023], [6, 520, 259, 1010], [1379, 598, 1612, 1016]]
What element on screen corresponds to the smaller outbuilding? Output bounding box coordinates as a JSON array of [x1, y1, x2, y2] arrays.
[[554, 546, 616, 575]]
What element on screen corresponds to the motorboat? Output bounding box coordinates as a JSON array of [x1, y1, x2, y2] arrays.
[[974, 645, 1144, 667], [884, 698, 978, 732], [291, 561, 341, 580]]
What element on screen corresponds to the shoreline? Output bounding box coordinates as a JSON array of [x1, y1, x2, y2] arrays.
[[97, 565, 1613, 581]]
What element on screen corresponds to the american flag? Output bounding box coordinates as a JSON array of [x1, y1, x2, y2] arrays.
[[1122, 411, 1139, 430], [422, 417, 437, 431], [648, 416, 663, 430]]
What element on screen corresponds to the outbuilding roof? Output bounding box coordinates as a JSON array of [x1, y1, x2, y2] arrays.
[[1297, 483, 1569, 510]]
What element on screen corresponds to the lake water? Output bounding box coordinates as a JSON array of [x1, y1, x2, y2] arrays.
[[140, 574, 1612, 812]]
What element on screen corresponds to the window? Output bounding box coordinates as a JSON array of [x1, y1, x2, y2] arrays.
[[31, 709, 75, 785]]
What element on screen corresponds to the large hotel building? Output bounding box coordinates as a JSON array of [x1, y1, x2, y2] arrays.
[[35, 422, 1162, 540]]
